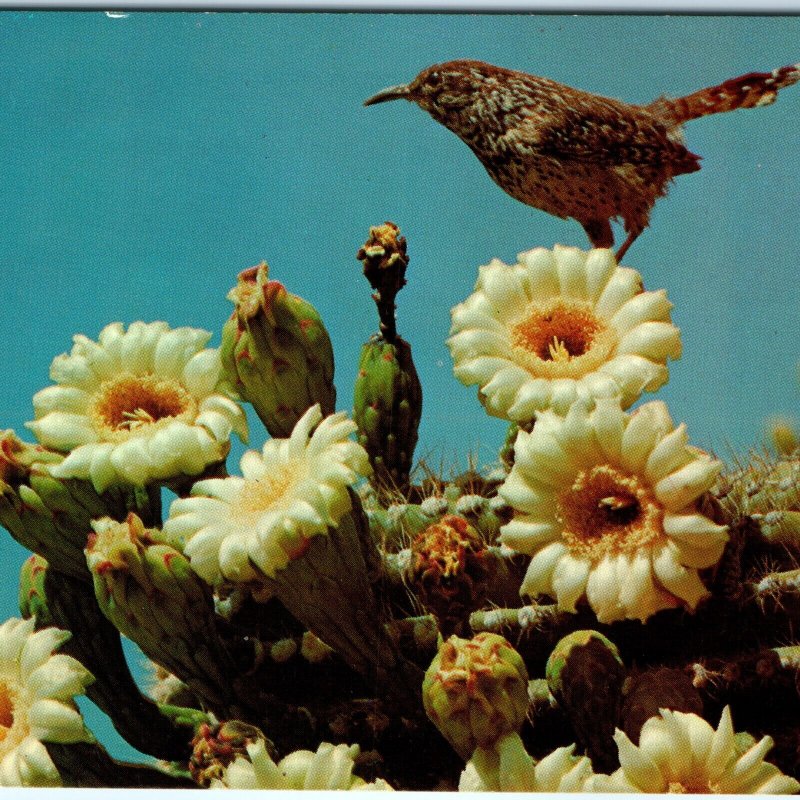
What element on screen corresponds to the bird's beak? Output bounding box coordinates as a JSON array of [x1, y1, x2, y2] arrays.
[[363, 84, 411, 106]]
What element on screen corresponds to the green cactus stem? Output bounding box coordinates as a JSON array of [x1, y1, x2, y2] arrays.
[[43, 566, 194, 761], [469, 603, 566, 635], [716, 450, 800, 520], [0, 431, 162, 579], [688, 648, 794, 697], [752, 566, 800, 597], [258, 495, 423, 711], [353, 335, 422, 496], [754, 511, 800, 545], [45, 741, 196, 788], [370, 500, 437, 548], [0, 434, 121, 579], [220, 261, 336, 438], [386, 614, 440, 657]]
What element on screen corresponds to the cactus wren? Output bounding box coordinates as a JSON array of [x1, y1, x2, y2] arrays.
[[365, 59, 800, 260]]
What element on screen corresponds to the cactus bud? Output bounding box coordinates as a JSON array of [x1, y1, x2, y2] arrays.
[[356, 221, 409, 343], [353, 335, 422, 495], [423, 632, 529, 759], [546, 630, 625, 773], [221, 262, 336, 438], [86, 514, 236, 714], [0, 431, 132, 580], [18, 553, 53, 626], [768, 416, 799, 456]]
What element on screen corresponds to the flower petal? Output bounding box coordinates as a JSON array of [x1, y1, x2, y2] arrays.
[[618, 321, 682, 362], [520, 541, 568, 599], [614, 728, 666, 791], [25, 413, 98, 451], [652, 544, 710, 608], [499, 518, 560, 553], [518, 247, 560, 297], [655, 456, 723, 511], [476, 260, 532, 319], [551, 553, 590, 612], [585, 555, 624, 622], [594, 266, 643, 319], [28, 698, 89, 743], [182, 349, 222, 398], [554, 245, 588, 299], [611, 289, 673, 334]]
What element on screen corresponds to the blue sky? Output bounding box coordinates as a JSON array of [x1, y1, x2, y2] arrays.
[[1, 11, 798, 760]]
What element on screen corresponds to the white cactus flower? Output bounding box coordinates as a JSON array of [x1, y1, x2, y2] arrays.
[[163, 404, 371, 586], [593, 707, 799, 794], [27, 321, 247, 492], [211, 738, 393, 790], [499, 398, 728, 622], [0, 617, 94, 786], [448, 245, 681, 421]]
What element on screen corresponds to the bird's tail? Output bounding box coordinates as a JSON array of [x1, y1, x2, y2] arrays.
[[647, 62, 800, 126]]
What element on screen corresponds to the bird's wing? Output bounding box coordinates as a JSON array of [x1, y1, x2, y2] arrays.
[[505, 93, 690, 168]]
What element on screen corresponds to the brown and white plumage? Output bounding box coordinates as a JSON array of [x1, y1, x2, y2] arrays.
[[366, 59, 800, 259]]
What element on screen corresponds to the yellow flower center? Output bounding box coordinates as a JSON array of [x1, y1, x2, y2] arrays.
[[668, 780, 719, 793], [91, 373, 198, 441], [510, 299, 618, 379], [556, 465, 664, 560], [0, 683, 14, 742], [230, 464, 315, 562], [233, 467, 297, 519]]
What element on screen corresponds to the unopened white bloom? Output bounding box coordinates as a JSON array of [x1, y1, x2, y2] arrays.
[[211, 738, 393, 790], [0, 617, 94, 786], [459, 733, 595, 792], [594, 707, 799, 794], [163, 404, 370, 586], [500, 398, 728, 622], [26, 322, 247, 492], [447, 246, 681, 421]]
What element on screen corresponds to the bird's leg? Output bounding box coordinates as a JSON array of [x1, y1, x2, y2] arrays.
[[615, 229, 641, 262], [581, 218, 614, 250]]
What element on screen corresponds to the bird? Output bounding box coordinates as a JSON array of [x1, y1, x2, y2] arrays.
[[365, 59, 800, 260]]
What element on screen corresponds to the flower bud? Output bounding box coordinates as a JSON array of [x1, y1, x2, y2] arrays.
[[422, 632, 529, 759], [86, 514, 236, 714], [546, 630, 625, 773], [18, 553, 53, 626], [356, 221, 409, 343], [768, 416, 799, 456], [220, 262, 336, 438], [0, 431, 129, 580]]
